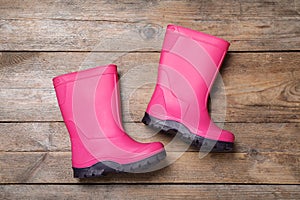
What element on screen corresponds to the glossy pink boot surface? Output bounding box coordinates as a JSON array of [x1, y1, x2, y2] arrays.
[[53, 65, 166, 178], [142, 25, 235, 152]]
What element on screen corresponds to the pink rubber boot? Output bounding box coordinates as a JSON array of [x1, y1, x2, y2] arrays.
[[53, 65, 166, 178], [142, 25, 235, 152]]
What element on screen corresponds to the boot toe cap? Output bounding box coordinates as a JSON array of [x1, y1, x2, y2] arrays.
[[219, 130, 235, 143]]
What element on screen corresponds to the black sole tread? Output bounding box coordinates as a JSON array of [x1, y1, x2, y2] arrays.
[[73, 150, 166, 178], [142, 112, 234, 152]]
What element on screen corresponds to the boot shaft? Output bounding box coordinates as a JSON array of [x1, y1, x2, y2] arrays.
[[53, 65, 124, 167], [147, 25, 230, 119], [159, 25, 230, 102], [53, 65, 124, 140]]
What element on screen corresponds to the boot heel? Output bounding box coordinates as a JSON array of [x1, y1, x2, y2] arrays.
[[141, 112, 151, 125], [73, 162, 117, 178]]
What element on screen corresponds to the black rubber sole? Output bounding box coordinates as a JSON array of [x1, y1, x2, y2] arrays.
[[142, 112, 234, 152], [73, 150, 166, 178]]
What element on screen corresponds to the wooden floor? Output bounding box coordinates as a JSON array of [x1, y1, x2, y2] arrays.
[[0, 0, 299, 199]]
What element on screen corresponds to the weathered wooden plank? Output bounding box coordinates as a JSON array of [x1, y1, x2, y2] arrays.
[[0, 152, 299, 184], [2, 52, 299, 89], [0, 52, 149, 89], [0, 19, 299, 51], [1, 185, 300, 200], [0, 122, 299, 153], [1, 0, 299, 21], [0, 52, 299, 122], [1, 86, 299, 123]]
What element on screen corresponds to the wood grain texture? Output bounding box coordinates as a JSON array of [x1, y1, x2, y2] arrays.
[[1, 0, 299, 20], [0, 152, 299, 184], [0, 52, 299, 122], [0, 0, 299, 51], [1, 185, 300, 200], [0, 122, 299, 153], [0, 0, 299, 197], [0, 18, 299, 51]]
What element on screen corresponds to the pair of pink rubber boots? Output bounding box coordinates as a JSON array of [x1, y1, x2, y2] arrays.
[[53, 25, 235, 178]]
